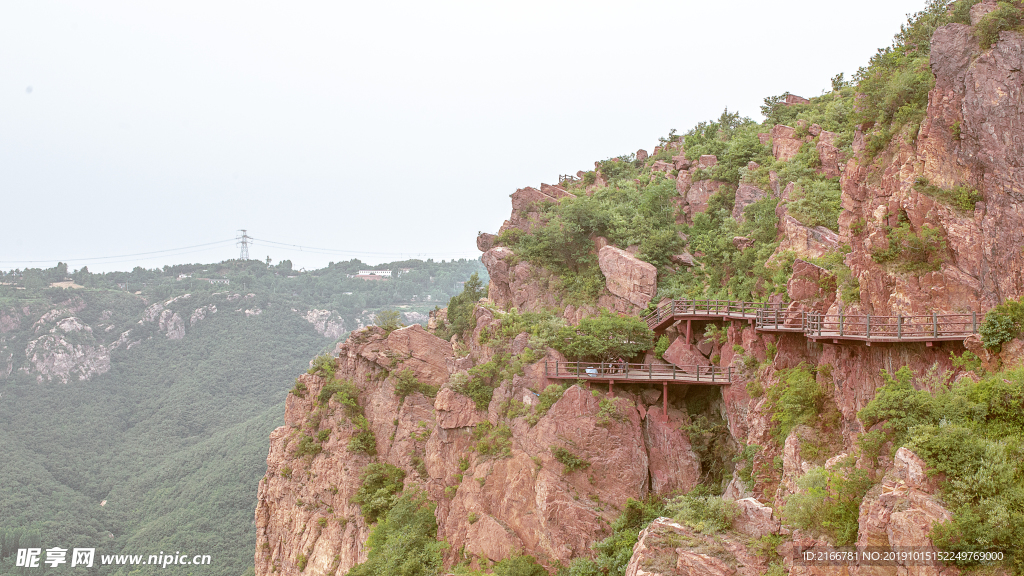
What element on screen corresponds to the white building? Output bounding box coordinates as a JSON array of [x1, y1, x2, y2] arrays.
[[357, 270, 392, 277]]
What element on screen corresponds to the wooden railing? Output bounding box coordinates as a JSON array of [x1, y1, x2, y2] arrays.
[[802, 312, 979, 340], [756, 309, 808, 331], [545, 361, 732, 384], [646, 299, 981, 343], [641, 299, 786, 329]]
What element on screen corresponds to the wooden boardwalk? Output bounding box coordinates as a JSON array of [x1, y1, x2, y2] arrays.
[[545, 361, 731, 385], [642, 299, 979, 346]]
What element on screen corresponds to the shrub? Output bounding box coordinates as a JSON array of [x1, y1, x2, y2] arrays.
[[553, 310, 654, 362], [452, 354, 509, 410], [493, 554, 548, 576], [979, 297, 1024, 350], [352, 463, 407, 524], [870, 222, 946, 273], [294, 434, 322, 458], [316, 429, 330, 442], [308, 353, 337, 380], [527, 383, 566, 425], [667, 488, 740, 534], [373, 309, 402, 332], [654, 335, 670, 360], [472, 421, 512, 458], [551, 446, 590, 473], [856, 364, 1024, 562], [347, 490, 444, 576], [443, 272, 487, 338], [786, 179, 842, 231], [290, 378, 307, 397], [393, 369, 439, 399], [561, 497, 667, 576], [977, 1, 1023, 49], [783, 460, 872, 545], [596, 397, 626, 426], [280, 466, 292, 479], [348, 414, 377, 455], [766, 364, 826, 441], [913, 177, 983, 212], [297, 553, 308, 572]]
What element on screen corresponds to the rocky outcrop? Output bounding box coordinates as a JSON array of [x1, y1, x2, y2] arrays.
[[623, 518, 768, 576], [772, 125, 805, 161], [854, 448, 954, 576], [23, 317, 111, 384], [776, 212, 840, 260], [732, 183, 766, 222], [499, 185, 575, 235], [598, 246, 657, 312], [304, 309, 346, 339], [257, 315, 706, 575], [841, 22, 1024, 316]]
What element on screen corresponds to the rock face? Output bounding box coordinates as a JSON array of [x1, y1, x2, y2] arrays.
[[499, 185, 575, 235], [598, 246, 658, 312], [772, 124, 804, 161], [623, 518, 768, 576], [854, 448, 953, 576], [841, 23, 1024, 316], [256, 316, 704, 575], [732, 183, 766, 222]]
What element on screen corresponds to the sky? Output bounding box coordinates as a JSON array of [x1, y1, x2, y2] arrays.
[[1, 0, 931, 273]]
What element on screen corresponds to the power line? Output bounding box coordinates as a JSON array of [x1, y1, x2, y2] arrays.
[[0, 239, 238, 265], [0, 234, 480, 269], [250, 237, 477, 259]]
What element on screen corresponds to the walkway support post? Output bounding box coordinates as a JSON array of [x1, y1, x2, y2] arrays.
[[933, 312, 938, 338], [686, 320, 692, 350], [662, 381, 669, 423], [608, 379, 614, 398]]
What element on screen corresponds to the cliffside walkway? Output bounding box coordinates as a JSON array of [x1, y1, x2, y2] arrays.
[[641, 299, 980, 346], [544, 360, 729, 424]]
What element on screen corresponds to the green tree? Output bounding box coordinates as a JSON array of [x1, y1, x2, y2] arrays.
[[552, 310, 654, 362]]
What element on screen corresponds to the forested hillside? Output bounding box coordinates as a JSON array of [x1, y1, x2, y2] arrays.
[[0, 257, 485, 575]]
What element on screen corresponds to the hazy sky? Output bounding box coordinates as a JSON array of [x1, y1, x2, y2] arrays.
[[2, 0, 929, 272]]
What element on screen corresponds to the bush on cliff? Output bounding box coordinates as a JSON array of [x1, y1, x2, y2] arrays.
[[976, 1, 1024, 48], [557, 497, 667, 576], [979, 297, 1024, 351], [783, 458, 872, 545], [346, 490, 443, 576], [858, 365, 1024, 565], [766, 364, 827, 442], [668, 487, 740, 534], [441, 272, 487, 339], [353, 463, 407, 524]]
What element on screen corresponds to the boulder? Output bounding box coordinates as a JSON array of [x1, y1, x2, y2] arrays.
[[636, 149, 648, 162], [731, 498, 780, 539], [476, 232, 497, 252], [662, 336, 710, 367], [383, 324, 454, 387], [785, 94, 810, 105], [683, 179, 721, 221], [651, 160, 673, 173], [732, 183, 766, 222], [698, 154, 717, 169], [598, 246, 658, 310], [732, 236, 755, 251], [672, 155, 690, 170], [669, 252, 695, 267], [644, 408, 701, 495], [435, 387, 486, 429], [771, 124, 803, 161], [787, 259, 837, 313]]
